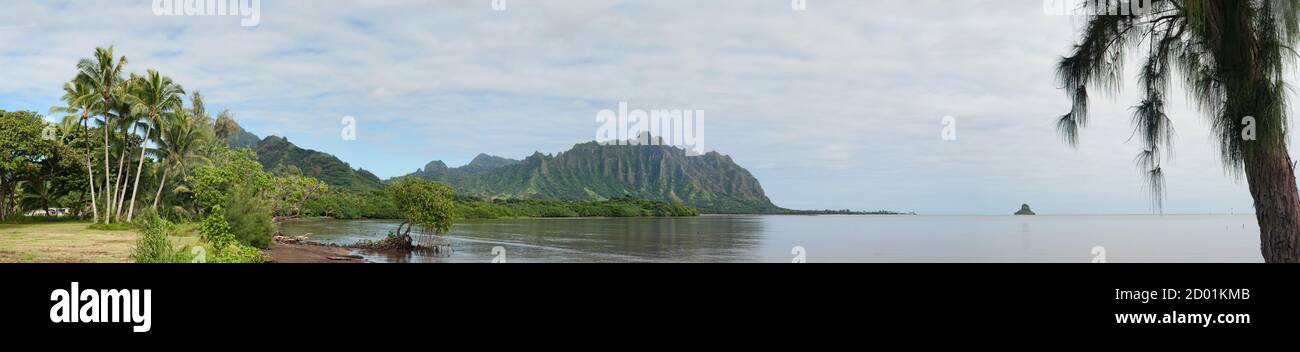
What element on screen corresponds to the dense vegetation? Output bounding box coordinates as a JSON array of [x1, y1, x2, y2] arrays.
[[0, 110, 66, 220], [0, 46, 321, 262], [288, 190, 699, 220], [453, 195, 699, 219], [1, 47, 702, 263]]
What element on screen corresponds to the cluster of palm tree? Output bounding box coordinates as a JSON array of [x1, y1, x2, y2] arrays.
[[51, 46, 213, 224]]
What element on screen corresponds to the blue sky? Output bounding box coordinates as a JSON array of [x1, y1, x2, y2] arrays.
[[0, 0, 1276, 214]]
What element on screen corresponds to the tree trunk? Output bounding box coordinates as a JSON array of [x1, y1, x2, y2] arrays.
[[113, 133, 130, 220], [1243, 145, 1300, 263], [83, 114, 99, 224], [103, 115, 112, 224], [86, 155, 99, 223], [112, 124, 138, 221], [152, 166, 168, 210], [0, 180, 7, 221], [127, 124, 151, 222], [112, 148, 124, 220], [114, 158, 127, 220]]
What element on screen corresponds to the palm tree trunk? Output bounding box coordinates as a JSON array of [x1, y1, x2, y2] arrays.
[[103, 115, 112, 224], [82, 113, 99, 224], [127, 124, 151, 221], [113, 126, 133, 221], [85, 148, 99, 223], [152, 166, 168, 210], [1243, 144, 1300, 263], [112, 150, 123, 220], [114, 150, 127, 220]]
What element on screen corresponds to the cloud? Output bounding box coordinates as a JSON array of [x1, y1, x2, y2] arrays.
[[0, 0, 1270, 213]]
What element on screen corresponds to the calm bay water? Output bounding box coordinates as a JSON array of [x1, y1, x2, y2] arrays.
[[277, 215, 1264, 263]]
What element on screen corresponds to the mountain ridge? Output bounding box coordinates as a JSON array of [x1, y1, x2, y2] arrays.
[[224, 122, 385, 192], [226, 122, 786, 213], [405, 140, 783, 213]]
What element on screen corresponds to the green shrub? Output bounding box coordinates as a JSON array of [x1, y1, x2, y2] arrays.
[[222, 185, 275, 249], [188, 147, 270, 212], [198, 206, 266, 263], [208, 241, 264, 263], [131, 211, 177, 263], [199, 205, 232, 242]]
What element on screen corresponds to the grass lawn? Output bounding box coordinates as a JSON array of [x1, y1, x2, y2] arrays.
[[0, 222, 199, 263]]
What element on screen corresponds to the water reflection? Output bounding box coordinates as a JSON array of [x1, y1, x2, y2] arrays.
[[282, 216, 768, 263], [279, 214, 1265, 263]]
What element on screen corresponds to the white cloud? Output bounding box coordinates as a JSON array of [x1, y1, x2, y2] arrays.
[[0, 0, 1273, 213]]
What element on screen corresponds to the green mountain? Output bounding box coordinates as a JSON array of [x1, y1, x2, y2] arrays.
[[224, 120, 783, 213], [222, 122, 385, 192], [458, 153, 521, 173], [253, 136, 386, 192], [414, 153, 520, 181], [406, 141, 782, 213]]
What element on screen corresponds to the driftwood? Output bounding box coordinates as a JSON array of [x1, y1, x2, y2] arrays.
[[275, 227, 454, 257], [273, 233, 312, 244]]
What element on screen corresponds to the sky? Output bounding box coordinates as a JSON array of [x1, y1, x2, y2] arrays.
[[0, 0, 1283, 215]]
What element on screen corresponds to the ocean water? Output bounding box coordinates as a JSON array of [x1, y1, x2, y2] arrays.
[[277, 214, 1263, 263]]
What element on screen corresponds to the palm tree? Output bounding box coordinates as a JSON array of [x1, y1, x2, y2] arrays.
[[16, 179, 57, 216], [108, 100, 139, 222], [123, 70, 185, 222], [151, 110, 207, 210], [1054, 0, 1300, 262], [74, 47, 127, 224], [50, 81, 100, 223]]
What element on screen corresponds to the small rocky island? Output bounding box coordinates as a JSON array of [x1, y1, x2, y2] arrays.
[[1014, 204, 1036, 215]]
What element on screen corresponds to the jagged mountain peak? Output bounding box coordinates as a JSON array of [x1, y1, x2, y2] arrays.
[[423, 160, 449, 172], [403, 139, 780, 213]]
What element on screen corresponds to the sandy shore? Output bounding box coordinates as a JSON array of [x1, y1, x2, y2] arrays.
[[267, 243, 367, 263]]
